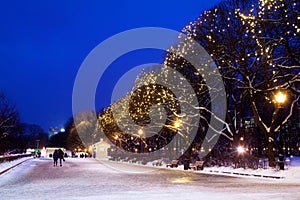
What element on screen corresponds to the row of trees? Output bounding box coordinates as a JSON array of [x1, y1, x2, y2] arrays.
[[182, 0, 299, 167], [94, 0, 299, 167], [0, 92, 48, 154], [0, 91, 89, 154]]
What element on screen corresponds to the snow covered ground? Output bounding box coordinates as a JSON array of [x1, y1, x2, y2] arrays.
[[0, 157, 300, 200], [142, 156, 300, 182], [198, 156, 300, 182], [2, 156, 299, 181], [0, 156, 33, 175]]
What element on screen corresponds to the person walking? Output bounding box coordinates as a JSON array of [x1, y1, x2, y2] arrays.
[[58, 149, 64, 167], [53, 149, 59, 166]]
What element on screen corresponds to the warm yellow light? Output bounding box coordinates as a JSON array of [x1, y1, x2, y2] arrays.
[[170, 177, 193, 183], [274, 91, 287, 104], [237, 146, 245, 154], [173, 118, 181, 129], [240, 137, 244, 141], [138, 129, 143, 135]]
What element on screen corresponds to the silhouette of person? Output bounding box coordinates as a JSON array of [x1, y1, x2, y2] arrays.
[[58, 149, 64, 167], [53, 150, 59, 166]]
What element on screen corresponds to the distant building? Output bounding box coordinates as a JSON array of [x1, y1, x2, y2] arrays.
[[92, 139, 111, 159], [48, 127, 65, 139], [48, 127, 59, 139], [45, 147, 69, 158]]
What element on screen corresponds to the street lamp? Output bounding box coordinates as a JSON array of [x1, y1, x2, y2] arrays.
[[114, 134, 119, 140], [173, 118, 182, 129], [274, 91, 287, 106], [114, 134, 121, 152], [237, 146, 246, 154], [36, 139, 40, 149], [138, 128, 144, 153], [236, 145, 246, 168], [274, 90, 287, 170], [172, 118, 182, 154], [138, 128, 143, 136]]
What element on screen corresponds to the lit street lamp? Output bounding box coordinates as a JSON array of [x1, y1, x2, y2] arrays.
[[274, 90, 287, 170], [138, 128, 144, 153], [173, 118, 182, 129], [274, 91, 287, 106], [114, 134, 122, 152], [237, 146, 246, 154], [138, 129, 143, 136], [236, 145, 246, 168]]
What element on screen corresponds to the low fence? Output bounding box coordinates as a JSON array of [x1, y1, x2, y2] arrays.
[[0, 153, 32, 163]]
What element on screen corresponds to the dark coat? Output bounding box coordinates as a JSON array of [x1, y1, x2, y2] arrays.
[[58, 149, 64, 159], [53, 150, 59, 160]]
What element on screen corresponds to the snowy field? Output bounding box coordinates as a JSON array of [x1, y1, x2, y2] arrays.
[[0, 157, 299, 200]]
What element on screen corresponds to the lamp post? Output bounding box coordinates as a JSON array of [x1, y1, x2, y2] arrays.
[[36, 139, 40, 149], [114, 134, 122, 153], [138, 128, 144, 153], [274, 91, 287, 105], [174, 118, 182, 150], [274, 91, 287, 170], [173, 118, 182, 129]]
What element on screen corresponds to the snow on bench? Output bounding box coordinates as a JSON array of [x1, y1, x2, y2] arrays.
[[166, 160, 179, 168], [189, 161, 204, 170]]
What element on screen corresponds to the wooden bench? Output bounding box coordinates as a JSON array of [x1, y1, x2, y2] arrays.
[[166, 160, 179, 168], [189, 161, 204, 170]]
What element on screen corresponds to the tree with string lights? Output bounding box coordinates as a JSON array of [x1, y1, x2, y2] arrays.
[[180, 0, 299, 167], [97, 0, 299, 167], [98, 69, 195, 157]]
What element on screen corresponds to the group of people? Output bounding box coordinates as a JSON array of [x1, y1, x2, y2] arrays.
[[53, 149, 65, 167]]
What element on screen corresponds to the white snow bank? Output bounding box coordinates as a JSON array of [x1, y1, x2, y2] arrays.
[[202, 166, 300, 183], [141, 157, 300, 182], [0, 156, 33, 174]]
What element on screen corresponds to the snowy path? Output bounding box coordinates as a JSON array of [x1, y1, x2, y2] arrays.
[[0, 158, 299, 200]]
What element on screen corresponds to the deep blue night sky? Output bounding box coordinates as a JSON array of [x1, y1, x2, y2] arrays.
[[0, 0, 222, 131]]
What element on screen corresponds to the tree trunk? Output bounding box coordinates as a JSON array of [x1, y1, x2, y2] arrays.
[[267, 134, 276, 168], [256, 127, 262, 156], [268, 107, 280, 168]]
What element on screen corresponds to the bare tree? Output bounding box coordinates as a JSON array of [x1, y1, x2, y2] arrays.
[[0, 92, 19, 140]]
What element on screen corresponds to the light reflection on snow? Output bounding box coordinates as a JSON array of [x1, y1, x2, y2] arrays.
[[170, 177, 193, 183]]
